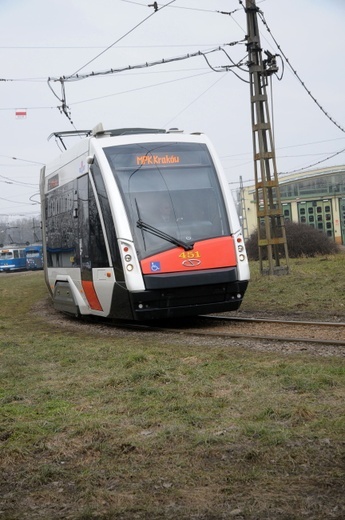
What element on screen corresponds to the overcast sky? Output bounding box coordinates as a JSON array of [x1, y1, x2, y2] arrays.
[[0, 0, 344, 218]]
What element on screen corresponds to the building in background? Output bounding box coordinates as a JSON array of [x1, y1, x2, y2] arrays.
[[241, 165, 345, 245]]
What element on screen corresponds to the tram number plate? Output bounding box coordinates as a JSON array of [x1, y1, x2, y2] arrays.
[[179, 251, 201, 259]]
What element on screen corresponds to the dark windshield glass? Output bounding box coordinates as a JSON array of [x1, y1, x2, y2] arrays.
[[104, 142, 230, 257], [26, 250, 40, 257]]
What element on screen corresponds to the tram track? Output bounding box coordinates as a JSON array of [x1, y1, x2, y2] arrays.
[[113, 314, 345, 348], [32, 296, 345, 355]]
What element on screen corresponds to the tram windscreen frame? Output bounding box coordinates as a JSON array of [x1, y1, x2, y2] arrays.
[[104, 142, 230, 258]]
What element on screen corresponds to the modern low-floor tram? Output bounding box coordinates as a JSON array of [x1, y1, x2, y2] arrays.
[[40, 126, 250, 320]]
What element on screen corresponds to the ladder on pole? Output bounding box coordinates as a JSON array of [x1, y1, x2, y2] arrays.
[[245, 0, 289, 275]]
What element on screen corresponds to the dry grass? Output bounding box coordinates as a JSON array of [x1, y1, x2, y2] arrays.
[[0, 266, 345, 519], [240, 254, 345, 319]]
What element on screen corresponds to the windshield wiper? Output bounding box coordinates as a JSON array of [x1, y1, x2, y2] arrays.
[[136, 219, 194, 251]]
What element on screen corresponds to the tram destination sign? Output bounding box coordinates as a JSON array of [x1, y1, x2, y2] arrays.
[[104, 143, 212, 171], [136, 154, 180, 166]]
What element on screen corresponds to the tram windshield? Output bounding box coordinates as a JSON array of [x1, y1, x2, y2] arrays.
[[104, 142, 230, 257], [26, 250, 40, 258]]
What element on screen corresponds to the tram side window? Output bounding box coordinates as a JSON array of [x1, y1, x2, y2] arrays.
[[46, 175, 110, 269], [91, 159, 121, 269], [45, 180, 78, 268], [77, 174, 108, 270]]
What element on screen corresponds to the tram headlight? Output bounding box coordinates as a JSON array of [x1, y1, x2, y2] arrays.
[[124, 254, 132, 262], [239, 254, 246, 262], [126, 264, 134, 272], [238, 245, 244, 252]]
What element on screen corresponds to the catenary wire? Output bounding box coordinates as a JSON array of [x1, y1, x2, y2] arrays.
[[49, 43, 246, 82], [69, 70, 218, 106], [67, 0, 176, 79], [0, 175, 37, 187], [237, 0, 345, 173], [279, 147, 345, 175], [120, 0, 242, 15], [47, 42, 246, 123], [256, 7, 345, 135], [164, 72, 228, 127]]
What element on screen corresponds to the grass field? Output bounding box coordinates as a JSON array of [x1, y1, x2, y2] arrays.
[[0, 256, 345, 519]]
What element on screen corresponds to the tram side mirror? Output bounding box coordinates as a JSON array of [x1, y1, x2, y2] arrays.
[[87, 156, 94, 165]]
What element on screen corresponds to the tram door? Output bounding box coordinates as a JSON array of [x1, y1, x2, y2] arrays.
[[339, 198, 345, 245], [298, 200, 334, 238]]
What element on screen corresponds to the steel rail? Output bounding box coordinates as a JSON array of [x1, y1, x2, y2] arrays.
[[115, 321, 345, 347], [202, 315, 345, 327]]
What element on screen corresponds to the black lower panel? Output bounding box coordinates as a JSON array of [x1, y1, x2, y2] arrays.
[[128, 280, 248, 320], [143, 267, 237, 290]]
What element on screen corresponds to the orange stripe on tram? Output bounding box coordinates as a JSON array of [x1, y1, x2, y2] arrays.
[[81, 280, 103, 311]]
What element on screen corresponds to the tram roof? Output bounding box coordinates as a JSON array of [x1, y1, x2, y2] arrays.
[[47, 125, 187, 150]]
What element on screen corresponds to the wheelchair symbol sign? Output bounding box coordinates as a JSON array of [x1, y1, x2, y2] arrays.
[[150, 261, 161, 272]]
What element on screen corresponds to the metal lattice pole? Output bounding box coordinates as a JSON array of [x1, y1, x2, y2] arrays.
[[245, 0, 289, 275]]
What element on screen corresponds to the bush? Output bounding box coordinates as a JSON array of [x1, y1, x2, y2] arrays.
[[245, 222, 340, 260]]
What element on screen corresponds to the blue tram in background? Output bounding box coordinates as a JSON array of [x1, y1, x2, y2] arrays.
[[0, 246, 27, 272], [25, 244, 43, 270]]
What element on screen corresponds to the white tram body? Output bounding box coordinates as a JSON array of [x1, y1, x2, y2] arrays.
[[40, 126, 249, 320]]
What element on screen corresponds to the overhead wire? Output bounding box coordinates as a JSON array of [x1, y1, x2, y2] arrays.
[[49, 42, 246, 82], [120, 0, 242, 15], [69, 70, 215, 106], [0, 174, 37, 187], [0, 196, 37, 205], [67, 0, 176, 79], [46, 0, 176, 123], [0, 68, 217, 112], [164, 72, 228, 127], [0, 155, 44, 165], [237, 0, 345, 174], [1, 3, 248, 123], [257, 8, 345, 135], [4, 0, 343, 182], [279, 147, 345, 175], [258, 10, 345, 175], [47, 40, 247, 123]]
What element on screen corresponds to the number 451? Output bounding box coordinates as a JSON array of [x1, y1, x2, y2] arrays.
[[179, 251, 201, 259]]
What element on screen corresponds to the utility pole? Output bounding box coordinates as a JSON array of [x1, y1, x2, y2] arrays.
[[245, 0, 289, 275], [239, 176, 249, 241], [32, 218, 42, 243]]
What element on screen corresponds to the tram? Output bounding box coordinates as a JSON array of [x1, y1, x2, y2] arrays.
[[40, 125, 250, 320], [0, 246, 27, 272], [25, 244, 43, 270]]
